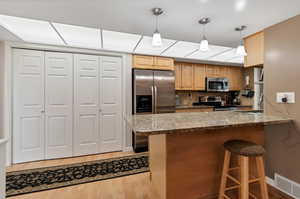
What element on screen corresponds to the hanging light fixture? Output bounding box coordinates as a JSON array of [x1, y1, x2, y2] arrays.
[[198, 17, 211, 52], [152, 8, 163, 47], [235, 25, 247, 56]]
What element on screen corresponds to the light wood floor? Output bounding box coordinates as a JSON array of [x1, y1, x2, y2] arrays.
[[7, 151, 136, 172], [6, 152, 290, 199]]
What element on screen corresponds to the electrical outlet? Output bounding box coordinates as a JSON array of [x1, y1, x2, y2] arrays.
[[276, 92, 295, 103]]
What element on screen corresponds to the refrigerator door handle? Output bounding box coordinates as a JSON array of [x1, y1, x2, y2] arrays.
[[151, 85, 155, 114], [154, 85, 158, 114]]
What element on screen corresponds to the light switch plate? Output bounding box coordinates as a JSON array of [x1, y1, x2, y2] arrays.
[[276, 92, 295, 103]]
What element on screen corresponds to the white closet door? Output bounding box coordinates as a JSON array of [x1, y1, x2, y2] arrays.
[[74, 54, 100, 156], [99, 56, 122, 153], [13, 49, 45, 163], [45, 52, 73, 159]]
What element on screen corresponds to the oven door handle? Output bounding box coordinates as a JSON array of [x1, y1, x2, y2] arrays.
[[151, 86, 155, 114]]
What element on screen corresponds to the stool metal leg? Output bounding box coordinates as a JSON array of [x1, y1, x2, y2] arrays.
[[240, 156, 249, 199], [256, 156, 269, 199], [219, 150, 231, 199]]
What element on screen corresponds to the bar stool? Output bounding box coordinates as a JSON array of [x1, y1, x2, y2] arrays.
[[219, 140, 269, 199]]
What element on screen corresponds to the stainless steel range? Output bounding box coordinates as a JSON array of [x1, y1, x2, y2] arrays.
[[133, 69, 175, 152]]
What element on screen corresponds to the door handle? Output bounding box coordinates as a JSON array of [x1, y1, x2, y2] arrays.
[[154, 86, 158, 114], [151, 86, 154, 114]]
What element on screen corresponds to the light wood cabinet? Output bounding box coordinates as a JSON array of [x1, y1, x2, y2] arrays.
[[133, 55, 154, 69], [181, 63, 194, 90], [193, 64, 206, 90], [133, 55, 174, 70], [154, 56, 174, 70], [244, 31, 264, 67], [205, 65, 219, 77], [227, 67, 243, 91], [175, 62, 243, 91], [175, 64, 182, 90]]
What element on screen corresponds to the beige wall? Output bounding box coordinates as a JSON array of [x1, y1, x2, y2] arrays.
[[0, 42, 4, 139], [264, 14, 300, 183]]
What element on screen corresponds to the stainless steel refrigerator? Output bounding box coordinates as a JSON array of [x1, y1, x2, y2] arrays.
[[133, 69, 175, 151]]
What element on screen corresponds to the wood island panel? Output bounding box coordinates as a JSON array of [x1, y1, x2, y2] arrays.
[[149, 126, 264, 199]]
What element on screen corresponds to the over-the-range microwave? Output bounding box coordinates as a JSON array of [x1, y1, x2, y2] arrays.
[[206, 77, 229, 92]]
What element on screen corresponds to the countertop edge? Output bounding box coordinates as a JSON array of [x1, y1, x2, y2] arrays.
[[133, 119, 292, 136]]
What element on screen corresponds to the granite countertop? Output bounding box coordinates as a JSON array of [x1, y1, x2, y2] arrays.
[[176, 105, 214, 109], [128, 111, 291, 136]]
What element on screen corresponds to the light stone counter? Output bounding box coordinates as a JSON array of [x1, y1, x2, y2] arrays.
[[129, 111, 291, 136]]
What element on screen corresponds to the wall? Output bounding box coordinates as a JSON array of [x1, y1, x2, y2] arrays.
[[264, 14, 300, 183], [0, 41, 4, 139]]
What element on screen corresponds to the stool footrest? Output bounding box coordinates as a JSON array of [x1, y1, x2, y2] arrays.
[[249, 178, 260, 183], [228, 167, 240, 171], [226, 174, 240, 185], [223, 194, 231, 199], [249, 192, 258, 199], [225, 185, 240, 191]]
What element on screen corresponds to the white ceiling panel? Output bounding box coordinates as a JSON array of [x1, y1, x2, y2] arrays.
[[0, 15, 64, 45], [208, 48, 241, 62], [134, 36, 176, 56], [102, 30, 141, 53], [228, 56, 244, 64], [53, 23, 101, 49], [161, 41, 199, 58], [187, 45, 232, 60]]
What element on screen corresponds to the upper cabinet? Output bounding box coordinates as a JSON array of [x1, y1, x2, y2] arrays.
[[193, 64, 206, 90], [175, 62, 243, 91], [133, 55, 174, 70], [244, 31, 264, 67], [227, 67, 243, 91], [175, 63, 206, 91]]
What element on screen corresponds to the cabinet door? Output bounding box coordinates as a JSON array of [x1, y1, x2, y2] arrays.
[[181, 64, 193, 90], [133, 55, 154, 69], [175, 63, 182, 90], [228, 67, 243, 91], [99, 56, 122, 153], [74, 54, 100, 156], [193, 64, 206, 90], [244, 31, 264, 67], [13, 49, 45, 163], [45, 52, 73, 159], [154, 57, 174, 70], [206, 65, 219, 77]]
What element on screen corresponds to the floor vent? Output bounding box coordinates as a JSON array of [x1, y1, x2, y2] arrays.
[[274, 173, 300, 199]]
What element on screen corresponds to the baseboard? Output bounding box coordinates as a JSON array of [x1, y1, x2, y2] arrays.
[[123, 146, 133, 152], [266, 176, 295, 199]]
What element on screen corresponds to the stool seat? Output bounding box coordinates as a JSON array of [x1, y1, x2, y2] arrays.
[[224, 140, 265, 157]]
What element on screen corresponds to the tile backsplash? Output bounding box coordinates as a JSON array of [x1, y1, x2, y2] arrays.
[[176, 91, 253, 106]]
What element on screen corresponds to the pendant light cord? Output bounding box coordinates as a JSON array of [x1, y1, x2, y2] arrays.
[[202, 24, 206, 39], [155, 15, 159, 32]]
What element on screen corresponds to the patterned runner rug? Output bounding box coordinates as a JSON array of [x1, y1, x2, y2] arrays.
[[6, 153, 149, 197]]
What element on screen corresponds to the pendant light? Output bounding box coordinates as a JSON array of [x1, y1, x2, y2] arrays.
[[198, 17, 211, 52], [235, 25, 247, 56], [152, 8, 163, 47]]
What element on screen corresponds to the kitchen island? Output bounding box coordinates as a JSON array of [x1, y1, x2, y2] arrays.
[[129, 111, 291, 199]]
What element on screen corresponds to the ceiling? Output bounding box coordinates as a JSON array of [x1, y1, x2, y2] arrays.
[[0, 0, 299, 64]]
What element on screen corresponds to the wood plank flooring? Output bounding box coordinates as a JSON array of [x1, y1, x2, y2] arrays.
[[6, 152, 292, 199]]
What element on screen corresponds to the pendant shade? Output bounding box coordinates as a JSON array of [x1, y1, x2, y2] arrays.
[[200, 38, 209, 51], [152, 31, 162, 47], [236, 45, 247, 56]]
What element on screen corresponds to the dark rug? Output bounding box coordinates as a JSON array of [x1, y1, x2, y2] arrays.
[[6, 153, 149, 197]]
